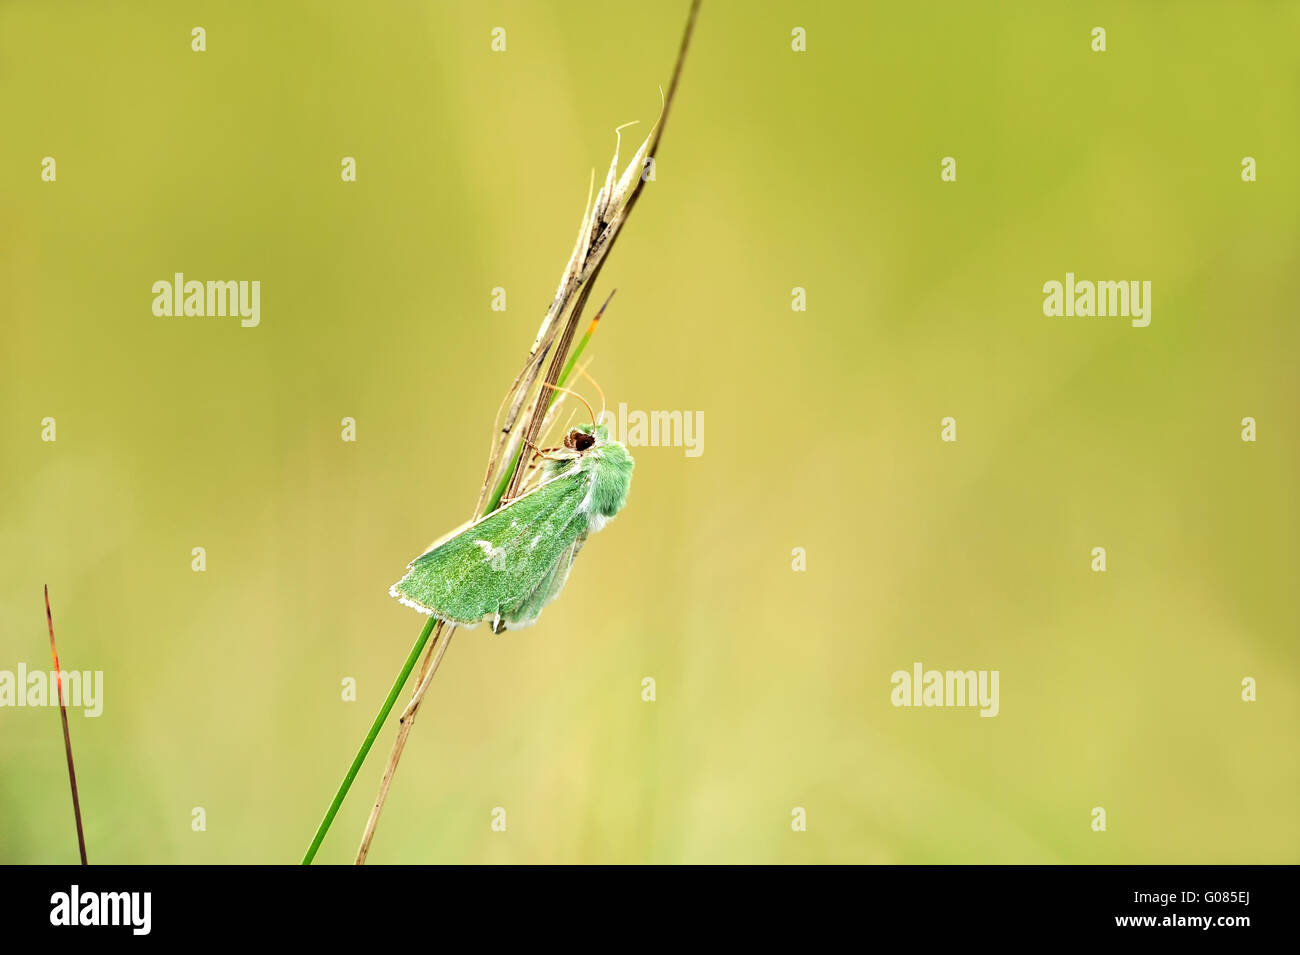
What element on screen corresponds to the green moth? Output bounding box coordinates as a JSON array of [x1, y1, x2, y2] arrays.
[[390, 422, 634, 633]]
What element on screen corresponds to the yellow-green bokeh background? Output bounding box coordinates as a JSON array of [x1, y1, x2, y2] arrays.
[[2, 1, 1297, 864]]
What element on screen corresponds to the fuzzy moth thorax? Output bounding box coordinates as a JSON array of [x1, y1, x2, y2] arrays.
[[587, 435, 634, 519], [547, 425, 634, 522]]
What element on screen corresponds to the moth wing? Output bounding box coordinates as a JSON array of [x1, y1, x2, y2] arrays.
[[390, 469, 592, 626], [504, 532, 589, 629]]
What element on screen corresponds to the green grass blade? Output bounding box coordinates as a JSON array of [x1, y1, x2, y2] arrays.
[[301, 616, 437, 864]]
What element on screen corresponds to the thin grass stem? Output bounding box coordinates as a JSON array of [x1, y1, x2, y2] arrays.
[[301, 0, 699, 864], [300, 616, 436, 864], [45, 586, 87, 865]]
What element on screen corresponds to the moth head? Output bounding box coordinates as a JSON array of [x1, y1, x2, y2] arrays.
[[564, 422, 609, 452]]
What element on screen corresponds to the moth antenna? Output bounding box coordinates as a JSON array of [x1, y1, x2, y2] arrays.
[[578, 367, 607, 424], [539, 381, 596, 428], [560, 406, 578, 435]]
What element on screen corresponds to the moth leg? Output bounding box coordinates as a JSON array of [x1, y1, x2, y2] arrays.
[[523, 437, 571, 462]]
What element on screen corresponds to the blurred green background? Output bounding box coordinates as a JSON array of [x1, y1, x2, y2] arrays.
[[2, 0, 1297, 864]]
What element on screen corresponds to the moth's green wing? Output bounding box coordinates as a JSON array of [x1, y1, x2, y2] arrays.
[[390, 469, 593, 627], [504, 533, 588, 628]]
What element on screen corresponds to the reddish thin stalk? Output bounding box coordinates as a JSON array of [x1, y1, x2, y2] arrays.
[[45, 585, 87, 865]]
